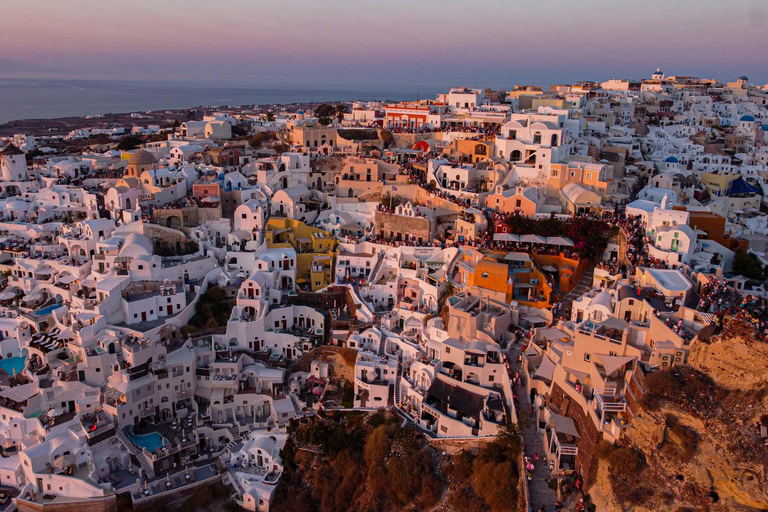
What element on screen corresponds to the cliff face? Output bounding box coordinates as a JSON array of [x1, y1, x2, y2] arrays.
[[590, 318, 768, 512]]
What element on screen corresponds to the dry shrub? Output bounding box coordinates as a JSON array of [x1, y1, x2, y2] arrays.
[[596, 441, 653, 505], [338, 348, 358, 368]]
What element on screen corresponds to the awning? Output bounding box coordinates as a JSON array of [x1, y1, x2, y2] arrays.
[[494, 233, 520, 242], [533, 356, 556, 382], [295, 237, 312, 243], [541, 265, 558, 272], [594, 354, 635, 376], [0, 292, 15, 301], [58, 275, 77, 284], [504, 252, 530, 261], [551, 413, 580, 439], [520, 234, 547, 244], [546, 236, 574, 247]]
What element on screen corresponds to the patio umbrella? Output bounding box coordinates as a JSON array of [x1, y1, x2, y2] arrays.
[[0, 292, 15, 301]]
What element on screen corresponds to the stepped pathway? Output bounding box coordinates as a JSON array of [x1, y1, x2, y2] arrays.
[[508, 344, 557, 512], [556, 266, 595, 321], [116, 428, 155, 479]]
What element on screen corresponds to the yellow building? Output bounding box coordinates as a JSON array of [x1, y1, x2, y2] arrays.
[[265, 218, 337, 291], [700, 172, 737, 197]]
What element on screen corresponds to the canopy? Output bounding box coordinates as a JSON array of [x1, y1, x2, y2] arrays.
[[494, 233, 520, 242], [551, 413, 581, 439], [520, 234, 547, 244], [546, 236, 574, 247], [57, 275, 77, 284], [594, 354, 635, 376], [0, 292, 15, 301], [541, 265, 558, 273]]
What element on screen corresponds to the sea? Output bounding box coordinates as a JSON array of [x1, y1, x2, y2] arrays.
[[0, 78, 434, 124]]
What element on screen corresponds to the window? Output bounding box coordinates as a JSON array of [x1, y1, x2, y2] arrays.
[[481, 272, 488, 279], [584, 353, 591, 362]]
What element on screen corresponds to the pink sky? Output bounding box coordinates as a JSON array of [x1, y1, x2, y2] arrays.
[[1, 0, 766, 86]]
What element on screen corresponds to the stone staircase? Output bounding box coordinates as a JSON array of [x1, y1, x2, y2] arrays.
[[289, 392, 304, 417], [116, 351, 125, 369], [377, 334, 386, 356], [394, 363, 403, 407], [185, 290, 196, 306], [227, 424, 241, 444], [557, 266, 595, 320], [368, 250, 385, 284], [227, 467, 245, 498], [116, 428, 155, 479]]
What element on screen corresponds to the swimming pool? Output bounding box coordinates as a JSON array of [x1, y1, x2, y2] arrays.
[[35, 304, 63, 316], [126, 428, 166, 452], [0, 355, 26, 376]]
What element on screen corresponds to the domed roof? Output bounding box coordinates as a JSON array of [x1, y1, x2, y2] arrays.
[[119, 232, 154, 257], [761, 125, 768, 131], [128, 149, 156, 166], [740, 115, 755, 122], [665, 156, 679, 163], [738, 75, 748, 81]]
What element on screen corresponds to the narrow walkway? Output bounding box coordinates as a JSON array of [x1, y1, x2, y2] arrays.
[[508, 344, 557, 512]]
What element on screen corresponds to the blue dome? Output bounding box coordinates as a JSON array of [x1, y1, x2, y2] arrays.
[[665, 156, 679, 163], [740, 115, 756, 122], [218, 173, 225, 180], [761, 125, 768, 131]]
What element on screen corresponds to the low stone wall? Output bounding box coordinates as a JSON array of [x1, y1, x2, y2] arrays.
[[15, 496, 117, 512]]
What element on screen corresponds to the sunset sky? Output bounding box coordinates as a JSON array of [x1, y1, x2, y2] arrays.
[[1, 0, 766, 87]]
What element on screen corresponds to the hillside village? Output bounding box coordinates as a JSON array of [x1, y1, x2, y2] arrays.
[[0, 71, 767, 512]]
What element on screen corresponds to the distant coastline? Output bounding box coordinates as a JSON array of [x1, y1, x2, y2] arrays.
[[0, 77, 432, 125]]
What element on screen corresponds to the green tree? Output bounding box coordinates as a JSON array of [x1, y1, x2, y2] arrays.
[[265, 111, 276, 122], [335, 104, 351, 122], [732, 251, 766, 280], [314, 104, 335, 118], [116, 135, 142, 151], [318, 116, 333, 126]]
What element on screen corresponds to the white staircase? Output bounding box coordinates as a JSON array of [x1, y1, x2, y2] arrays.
[[377, 335, 386, 356], [227, 424, 241, 444], [227, 467, 245, 497], [394, 363, 403, 407], [116, 428, 155, 479], [368, 250, 385, 285]]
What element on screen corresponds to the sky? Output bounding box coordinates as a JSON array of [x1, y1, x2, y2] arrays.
[[1, 0, 767, 88]]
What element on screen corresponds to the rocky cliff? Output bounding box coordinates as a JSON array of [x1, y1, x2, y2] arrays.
[[590, 318, 768, 512]]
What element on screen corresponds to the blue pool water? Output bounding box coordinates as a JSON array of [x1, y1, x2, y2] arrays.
[[35, 304, 63, 316], [126, 429, 166, 452], [0, 355, 26, 376]]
